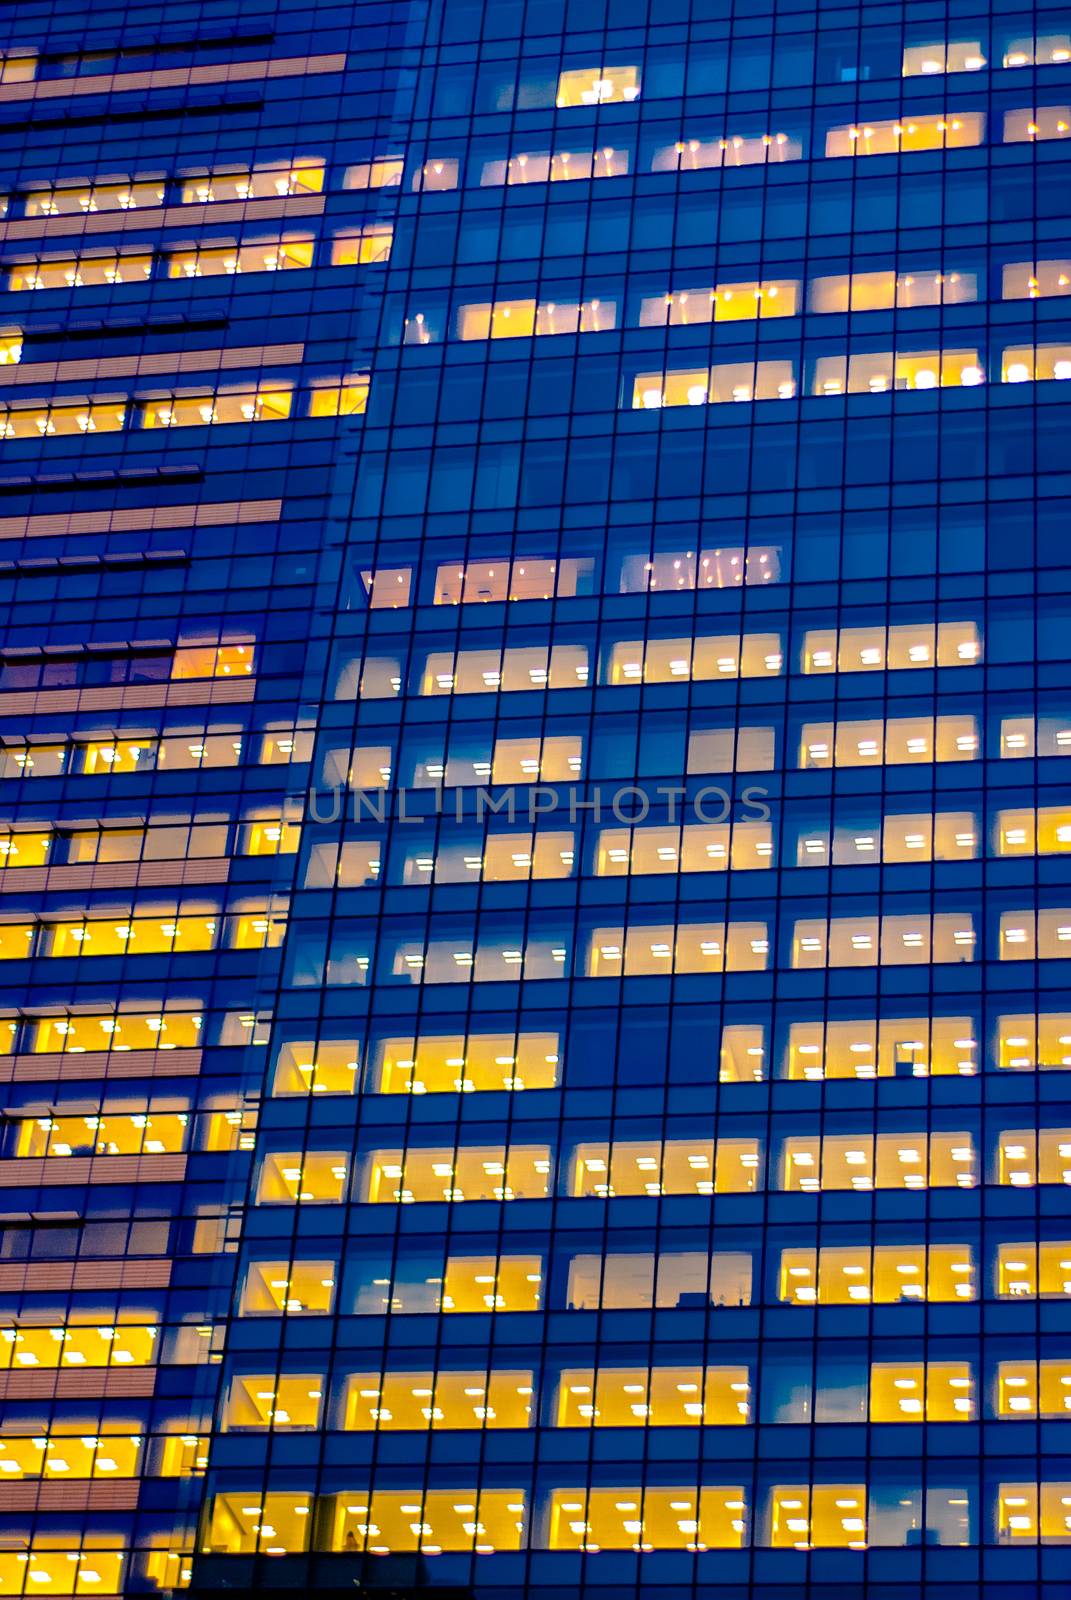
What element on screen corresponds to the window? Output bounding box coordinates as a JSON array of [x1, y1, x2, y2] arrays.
[[433, 556, 593, 603], [1004, 108, 1071, 143], [632, 360, 796, 408], [902, 41, 986, 75], [203, 1494, 313, 1554], [343, 1371, 533, 1430], [1000, 909, 1071, 960], [369, 1031, 560, 1093], [24, 179, 165, 216], [586, 921, 769, 975], [480, 146, 630, 185], [0, 399, 127, 439], [781, 1132, 976, 1191], [792, 913, 975, 968], [546, 1487, 746, 1551], [330, 225, 393, 265], [1002, 344, 1071, 383], [307, 378, 369, 416], [256, 1152, 349, 1204], [456, 297, 615, 339], [997, 1014, 1071, 1070], [344, 157, 404, 189], [223, 1375, 324, 1430], [0, 1323, 156, 1369], [797, 811, 980, 866], [595, 821, 773, 874], [996, 1484, 1071, 1543], [619, 546, 781, 591], [809, 269, 979, 313], [166, 235, 314, 278], [769, 1485, 867, 1549], [9, 252, 154, 291], [363, 1144, 551, 1203], [413, 158, 459, 190], [826, 113, 984, 157], [996, 808, 1071, 855], [650, 132, 803, 170], [571, 1139, 760, 1197], [869, 1362, 974, 1420], [179, 163, 324, 203], [14, 1110, 189, 1158], [556, 1366, 750, 1426], [802, 621, 980, 672], [238, 1261, 337, 1315], [325, 1490, 526, 1553], [997, 1244, 1071, 1298], [779, 1244, 975, 1304], [799, 715, 979, 767], [26, 1008, 203, 1054], [605, 632, 783, 682], [997, 1130, 1071, 1186], [419, 643, 589, 695], [0, 1553, 124, 1594], [784, 1017, 978, 1079], [1003, 261, 1071, 300], [1003, 34, 1071, 67], [997, 1362, 1071, 1418], [638, 280, 800, 326], [812, 349, 984, 395], [555, 65, 640, 106], [140, 386, 292, 428], [566, 1251, 752, 1309]]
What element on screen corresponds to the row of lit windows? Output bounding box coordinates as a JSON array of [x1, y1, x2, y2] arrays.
[[0, 379, 366, 439], [278, 908, 1071, 988], [0, 1005, 265, 1057], [632, 344, 1071, 408], [0, 903, 285, 962], [0, 815, 297, 870], [0, 725, 312, 779], [7, 1105, 253, 1159], [4, 228, 391, 293], [296, 807, 1071, 895], [201, 1482, 1071, 1556], [253, 1129, 1071, 1205], [0, 1431, 204, 1481], [10, 163, 325, 219], [339, 621, 981, 699], [0, 642, 254, 689], [411, 262, 1071, 344], [237, 1240, 1071, 1317]]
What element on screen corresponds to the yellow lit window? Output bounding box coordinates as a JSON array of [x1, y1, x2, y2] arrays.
[[791, 912, 975, 968], [327, 1489, 525, 1553], [360, 566, 413, 607], [0, 399, 127, 439], [638, 280, 800, 326], [651, 132, 802, 171], [799, 714, 979, 768], [556, 65, 639, 106], [1000, 908, 1071, 960], [869, 1362, 974, 1420], [0, 745, 68, 779], [371, 1031, 560, 1094], [632, 360, 797, 409], [166, 236, 314, 278], [1002, 343, 1071, 383], [903, 41, 986, 75], [439, 1255, 543, 1313], [238, 1260, 337, 1315], [140, 387, 292, 428], [0, 1552, 124, 1594], [239, 816, 300, 856], [0, 831, 51, 868], [997, 807, 1071, 855], [25, 179, 165, 216], [331, 225, 393, 265], [556, 1366, 750, 1427], [0, 1323, 156, 1370], [547, 1487, 746, 1551], [180, 164, 324, 204], [785, 1016, 977, 1080], [78, 738, 154, 775], [414, 158, 459, 190], [997, 1483, 1071, 1543], [802, 620, 981, 672], [0, 1431, 142, 1479], [1000, 716, 1071, 758], [571, 1138, 760, 1198], [781, 1132, 975, 1192], [256, 1152, 349, 1204], [8, 253, 154, 291], [586, 921, 769, 976], [344, 157, 404, 189], [14, 1109, 188, 1159], [769, 1486, 867, 1549], [203, 1493, 313, 1555], [779, 1244, 975, 1305], [1004, 34, 1071, 66], [421, 642, 589, 694], [813, 348, 984, 395], [998, 1014, 1071, 1070], [826, 113, 984, 157], [343, 1370, 533, 1430], [719, 1025, 767, 1083], [42, 910, 221, 959], [998, 1361, 1071, 1418], [998, 1130, 1071, 1186], [491, 735, 583, 782], [363, 1144, 551, 1204], [27, 1008, 202, 1055], [998, 1243, 1071, 1298], [0, 55, 35, 82], [605, 632, 784, 683], [595, 821, 773, 875], [223, 1375, 324, 1430], [1004, 107, 1071, 143], [272, 1040, 359, 1096], [1003, 260, 1071, 300], [171, 642, 255, 679]]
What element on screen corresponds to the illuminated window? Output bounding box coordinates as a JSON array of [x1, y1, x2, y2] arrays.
[[0, 399, 127, 439], [271, 1040, 359, 1096], [363, 1144, 551, 1204], [638, 280, 801, 325], [802, 621, 981, 672], [586, 921, 769, 975], [0, 1552, 124, 1594], [869, 1362, 975, 1420], [166, 236, 314, 278], [343, 1370, 533, 1430], [997, 1361, 1071, 1418], [826, 113, 984, 157], [997, 1130, 1071, 1186], [997, 1243, 1071, 1299], [222, 1375, 324, 1430], [139, 386, 292, 428], [632, 360, 796, 408], [799, 714, 979, 767], [547, 1487, 746, 1551], [13, 1109, 189, 1158], [595, 821, 773, 874], [1003, 260, 1071, 300], [237, 1260, 337, 1315], [781, 1132, 976, 1192], [256, 1151, 349, 1204], [720, 1025, 767, 1083], [1000, 715, 1071, 757], [330, 225, 394, 265], [1000, 908, 1071, 960], [0, 1429, 142, 1479], [326, 1489, 526, 1553], [619, 546, 781, 591], [605, 632, 784, 683], [997, 1014, 1071, 1070], [812, 348, 984, 395], [420, 642, 589, 694], [414, 158, 459, 190], [439, 1256, 543, 1313], [556, 65, 639, 106], [0, 831, 51, 868], [491, 735, 583, 782], [996, 807, 1071, 856], [556, 1365, 750, 1426], [0, 744, 68, 779], [566, 1251, 752, 1309], [769, 1485, 867, 1548], [902, 41, 986, 75], [307, 378, 369, 416], [785, 1017, 977, 1080], [797, 811, 980, 866], [370, 1031, 560, 1094], [1004, 34, 1071, 66], [172, 642, 254, 678], [1002, 343, 1071, 383], [457, 297, 615, 340], [0, 1323, 157, 1370], [433, 555, 593, 603], [179, 163, 324, 203], [25, 179, 165, 216], [571, 1139, 761, 1198], [0, 55, 35, 82], [1004, 107, 1071, 143], [997, 1484, 1071, 1543], [779, 1244, 975, 1304], [808, 268, 978, 313], [26, 1007, 202, 1055], [791, 912, 975, 968], [344, 157, 404, 189], [8, 252, 154, 291], [650, 132, 803, 170], [408, 830, 575, 884], [203, 1494, 313, 1555]]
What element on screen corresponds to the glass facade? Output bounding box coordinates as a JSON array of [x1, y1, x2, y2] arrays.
[[0, 0, 1070, 1596]]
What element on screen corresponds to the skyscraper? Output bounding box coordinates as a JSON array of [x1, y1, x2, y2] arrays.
[[0, 2, 1069, 1596]]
